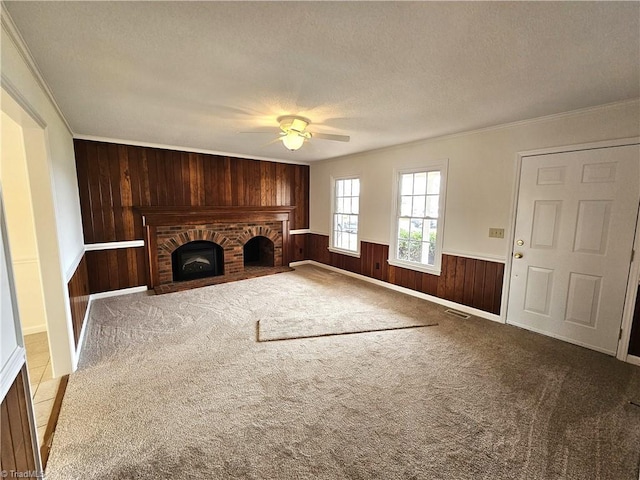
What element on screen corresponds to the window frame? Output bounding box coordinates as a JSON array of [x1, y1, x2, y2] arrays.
[[329, 175, 361, 258], [388, 161, 448, 275]]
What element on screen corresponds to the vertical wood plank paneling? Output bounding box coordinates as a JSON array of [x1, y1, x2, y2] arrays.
[[304, 234, 505, 315], [462, 258, 476, 306], [74, 141, 95, 244], [453, 256, 466, 303], [98, 144, 116, 242], [75, 140, 310, 292], [108, 144, 125, 240], [493, 263, 505, 315], [86, 142, 104, 243], [0, 369, 36, 476], [482, 262, 497, 313], [85, 248, 148, 294], [1, 387, 17, 473], [472, 261, 487, 310], [67, 255, 90, 346], [14, 371, 34, 473]]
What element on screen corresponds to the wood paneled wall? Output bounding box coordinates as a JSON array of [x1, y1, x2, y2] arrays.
[[67, 255, 90, 345], [1, 368, 37, 477], [306, 234, 504, 315], [84, 248, 147, 295], [74, 139, 310, 292]]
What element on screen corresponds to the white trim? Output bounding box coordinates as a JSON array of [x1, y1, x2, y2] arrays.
[[442, 250, 506, 263], [0, 8, 73, 135], [358, 237, 388, 245], [319, 99, 640, 165], [517, 136, 640, 159], [619, 203, 640, 362], [506, 138, 640, 359], [1, 75, 47, 129], [329, 175, 362, 257], [328, 246, 361, 258], [84, 240, 145, 251], [387, 258, 441, 276], [289, 229, 310, 235], [0, 346, 26, 401], [626, 355, 640, 367], [291, 260, 503, 324], [389, 161, 448, 277], [90, 285, 148, 300], [21, 324, 47, 336], [65, 247, 85, 282], [73, 134, 310, 166], [72, 296, 93, 369]]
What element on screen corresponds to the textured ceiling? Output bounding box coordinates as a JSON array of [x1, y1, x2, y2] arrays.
[[4, 1, 639, 163]]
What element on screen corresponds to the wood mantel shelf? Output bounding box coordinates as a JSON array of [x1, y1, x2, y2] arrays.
[[135, 206, 296, 226]]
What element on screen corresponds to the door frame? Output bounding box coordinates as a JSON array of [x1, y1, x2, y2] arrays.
[[502, 137, 640, 362]]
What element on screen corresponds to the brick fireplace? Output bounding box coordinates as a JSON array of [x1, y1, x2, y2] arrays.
[[136, 207, 295, 293]]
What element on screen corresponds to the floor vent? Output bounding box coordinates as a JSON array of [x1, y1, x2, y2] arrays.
[[445, 309, 470, 319]]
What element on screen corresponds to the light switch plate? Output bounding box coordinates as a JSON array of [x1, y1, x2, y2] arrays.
[[489, 228, 505, 239]]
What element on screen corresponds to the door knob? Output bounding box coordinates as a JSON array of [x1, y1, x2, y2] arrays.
[[514, 252, 523, 259]]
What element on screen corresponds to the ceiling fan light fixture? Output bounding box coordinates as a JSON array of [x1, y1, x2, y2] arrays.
[[282, 131, 305, 151]]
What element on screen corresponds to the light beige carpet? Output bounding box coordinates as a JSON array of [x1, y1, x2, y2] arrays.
[[47, 265, 640, 479]]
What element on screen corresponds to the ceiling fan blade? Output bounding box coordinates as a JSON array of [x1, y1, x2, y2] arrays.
[[261, 137, 284, 148], [310, 132, 350, 142]]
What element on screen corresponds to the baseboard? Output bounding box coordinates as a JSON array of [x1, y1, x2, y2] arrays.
[[90, 285, 148, 300], [291, 260, 503, 324], [21, 324, 47, 336], [626, 354, 640, 367]]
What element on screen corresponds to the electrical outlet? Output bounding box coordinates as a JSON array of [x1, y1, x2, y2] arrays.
[[489, 228, 505, 239], [375, 262, 380, 270]]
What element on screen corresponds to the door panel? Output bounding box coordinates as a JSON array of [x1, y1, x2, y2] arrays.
[[507, 145, 640, 354]]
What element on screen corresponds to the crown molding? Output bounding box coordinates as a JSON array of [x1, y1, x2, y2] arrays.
[[1, 3, 74, 135], [321, 98, 640, 164], [72, 134, 312, 166]]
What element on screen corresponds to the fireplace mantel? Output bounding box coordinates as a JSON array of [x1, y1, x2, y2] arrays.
[[135, 206, 296, 290], [136, 206, 296, 226]]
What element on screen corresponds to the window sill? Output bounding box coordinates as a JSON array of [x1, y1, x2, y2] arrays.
[[387, 258, 441, 276], [328, 246, 361, 258]]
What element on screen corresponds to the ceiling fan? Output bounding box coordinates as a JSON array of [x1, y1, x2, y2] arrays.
[[242, 115, 350, 151]]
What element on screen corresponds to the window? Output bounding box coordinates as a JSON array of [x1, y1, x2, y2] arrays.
[[390, 164, 447, 274], [331, 177, 360, 255]]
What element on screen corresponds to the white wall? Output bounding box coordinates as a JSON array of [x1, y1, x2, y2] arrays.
[[1, 17, 84, 276], [0, 112, 48, 335], [1, 10, 85, 375], [310, 100, 640, 262]]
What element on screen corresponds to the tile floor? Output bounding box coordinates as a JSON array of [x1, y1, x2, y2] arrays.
[[24, 332, 61, 446]]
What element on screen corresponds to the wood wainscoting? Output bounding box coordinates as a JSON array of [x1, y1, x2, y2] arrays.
[[74, 139, 310, 293], [306, 234, 504, 315], [1, 367, 37, 477], [67, 255, 90, 347], [84, 248, 147, 295]]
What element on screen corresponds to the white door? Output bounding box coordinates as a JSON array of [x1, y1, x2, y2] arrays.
[[507, 144, 640, 355]]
